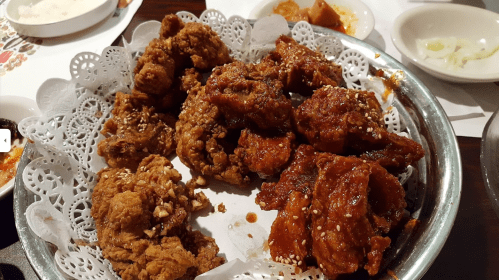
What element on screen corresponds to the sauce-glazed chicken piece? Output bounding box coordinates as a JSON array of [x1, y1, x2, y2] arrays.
[[234, 128, 295, 179], [260, 150, 407, 278], [293, 85, 424, 170], [256, 144, 317, 211], [268, 191, 312, 270], [265, 35, 343, 95], [310, 154, 393, 278], [175, 86, 251, 187], [204, 61, 292, 130]]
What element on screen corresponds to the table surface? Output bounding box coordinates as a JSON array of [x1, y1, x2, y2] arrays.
[[1, 0, 499, 279]]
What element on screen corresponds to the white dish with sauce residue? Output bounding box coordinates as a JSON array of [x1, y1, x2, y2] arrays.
[[248, 0, 375, 40], [3, 0, 118, 38], [0, 96, 40, 200], [391, 3, 499, 83]]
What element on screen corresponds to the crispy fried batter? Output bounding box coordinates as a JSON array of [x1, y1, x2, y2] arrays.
[[98, 91, 177, 171], [175, 88, 250, 187], [205, 61, 292, 130], [159, 14, 185, 39], [293, 85, 424, 169], [265, 35, 343, 95], [234, 128, 295, 179], [134, 38, 176, 96], [91, 155, 224, 280], [172, 21, 233, 70]]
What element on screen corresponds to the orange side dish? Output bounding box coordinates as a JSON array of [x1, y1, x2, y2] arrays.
[[0, 146, 23, 187], [273, 0, 358, 36]]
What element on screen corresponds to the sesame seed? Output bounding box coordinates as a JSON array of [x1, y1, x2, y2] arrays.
[[337, 225, 341, 231], [345, 213, 352, 217], [259, 201, 266, 207], [321, 232, 325, 237], [298, 261, 303, 266], [302, 207, 307, 211], [313, 210, 318, 214], [302, 240, 306, 245], [317, 226, 322, 230], [269, 240, 274, 246], [293, 216, 299, 220]]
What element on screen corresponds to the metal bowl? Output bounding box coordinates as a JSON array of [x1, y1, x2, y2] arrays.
[[14, 23, 462, 280], [481, 108, 499, 219]]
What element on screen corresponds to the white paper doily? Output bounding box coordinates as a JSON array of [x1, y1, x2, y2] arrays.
[[18, 10, 403, 280]]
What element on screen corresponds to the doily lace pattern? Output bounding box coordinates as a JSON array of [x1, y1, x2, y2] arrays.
[[18, 10, 405, 280]]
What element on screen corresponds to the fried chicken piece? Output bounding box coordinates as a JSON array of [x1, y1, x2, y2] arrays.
[[259, 149, 406, 277], [91, 155, 223, 280], [310, 154, 391, 278], [368, 162, 407, 233], [265, 35, 343, 96], [205, 61, 292, 130], [354, 131, 426, 171], [98, 91, 176, 171], [175, 88, 250, 187], [172, 21, 233, 70], [256, 144, 317, 211], [234, 128, 295, 179], [268, 191, 311, 270], [292, 85, 424, 169], [155, 67, 203, 114], [159, 14, 185, 39], [134, 38, 176, 96], [134, 14, 231, 99]]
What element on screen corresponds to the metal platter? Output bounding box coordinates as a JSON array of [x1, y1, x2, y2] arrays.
[[14, 22, 462, 280], [481, 108, 499, 219]]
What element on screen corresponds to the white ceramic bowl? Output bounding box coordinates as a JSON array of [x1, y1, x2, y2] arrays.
[[248, 0, 375, 40], [0, 96, 40, 199], [391, 3, 499, 83], [4, 0, 118, 38]]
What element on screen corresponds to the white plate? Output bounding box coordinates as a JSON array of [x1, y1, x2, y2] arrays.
[[248, 0, 374, 40], [0, 95, 40, 199], [391, 3, 499, 83], [4, 0, 118, 38]]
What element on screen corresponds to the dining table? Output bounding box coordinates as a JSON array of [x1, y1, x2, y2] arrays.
[[1, 0, 499, 279]]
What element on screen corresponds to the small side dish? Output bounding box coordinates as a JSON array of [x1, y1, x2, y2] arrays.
[[272, 0, 356, 36], [249, 0, 374, 40], [391, 4, 499, 83], [0, 118, 25, 189], [0, 96, 40, 199], [416, 37, 499, 71], [4, 0, 118, 37]]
